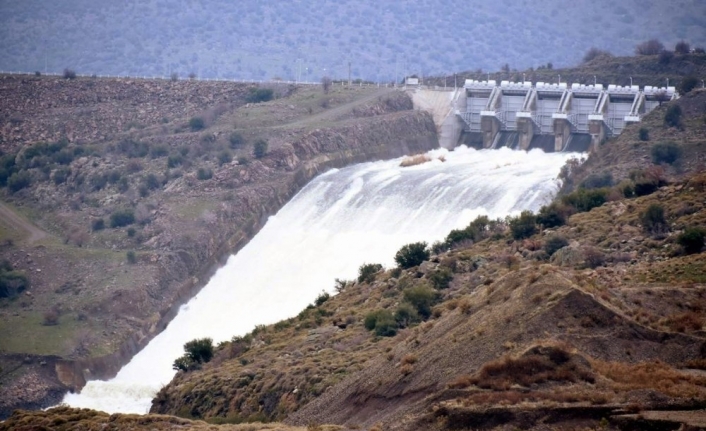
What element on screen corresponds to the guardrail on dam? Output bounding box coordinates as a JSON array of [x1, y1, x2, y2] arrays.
[[457, 79, 677, 152]]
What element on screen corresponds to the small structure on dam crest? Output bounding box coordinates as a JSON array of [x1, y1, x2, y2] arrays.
[[458, 79, 677, 152]]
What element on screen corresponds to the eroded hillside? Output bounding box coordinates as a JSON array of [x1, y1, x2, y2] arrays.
[[0, 75, 437, 416]]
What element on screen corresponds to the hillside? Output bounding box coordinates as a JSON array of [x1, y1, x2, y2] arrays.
[[136, 92, 706, 430], [0, 75, 437, 416], [1, 1, 705, 81]]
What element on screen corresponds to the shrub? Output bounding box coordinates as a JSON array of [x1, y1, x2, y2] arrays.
[[583, 247, 605, 269], [428, 268, 453, 289], [579, 171, 613, 189], [91, 218, 105, 231], [664, 105, 682, 128], [561, 188, 608, 213], [358, 263, 383, 283], [679, 76, 699, 95], [196, 167, 213, 180], [651, 142, 681, 165], [582, 47, 612, 63], [126, 250, 137, 264], [107, 170, 121, 184], [544, 235, 569, 256], [0, 264, 29, 298], [127, 227, 136, 237], [403, 285, 438, 319], [675, 40, 691, 54], [635, 39, 664, 55], [218, 150, 233, 166], [677, 227, 705, 254], [89, 173, 108, 191], [394, 303, 419, 327], [641, 204, 668, 235], [364, 309, 397, 337], [246, 87, 274, 103], [630, 166, 667, 196], [394, 242, 430, 269], [253, 139, 268, 158], [63, 68, 77, 79], [537, 203, 570, 228], [150, 145, 169, 158], [43, 310, 59, 326], [321, 76, 333, 94], [443, 215, 492, 248], [110, 209, 135, 228], [229, 132, 245, 149], [638, 127, 649, 141], [508, 210, 537, 240], [238, 156, 249, 165], [7, 170, 31, 192], [117, 139, 149, 158], [314, 291, 330, 306], [658, 50, 674, 65], [189, 117, 205, 131], [167, 154, 183, 168], [53, 167, 71, 185], [184, 338, 214, 363], [144, 173, 160, 190]]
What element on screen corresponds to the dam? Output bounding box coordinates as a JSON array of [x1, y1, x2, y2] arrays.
[[456, 80, 677, 152]]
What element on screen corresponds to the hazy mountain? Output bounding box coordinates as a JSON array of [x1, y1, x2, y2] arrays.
[[0, 0, 704, 81]]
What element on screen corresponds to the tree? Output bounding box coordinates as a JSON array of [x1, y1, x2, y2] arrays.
[[253, 139, 268, 158], [394, 242, 430, 269], [675, 40, 691, 54], [173, 338, 214, 372], [678, 227, 705, 254], [664, 105, 683, 129], [635, 39, 664, 55], [358, 263, 383, 283], [641, 204, 668, 235], [651, 142, 682, 165], [321, 76, 332, 94]]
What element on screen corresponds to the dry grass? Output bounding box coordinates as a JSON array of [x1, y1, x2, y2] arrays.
[[593, 360, 706, 399]]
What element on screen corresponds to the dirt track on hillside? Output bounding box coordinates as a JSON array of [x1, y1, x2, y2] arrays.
[[0, 202, 47, 243]]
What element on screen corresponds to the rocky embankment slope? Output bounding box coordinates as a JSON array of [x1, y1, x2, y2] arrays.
[[0, 75, 437, 417]]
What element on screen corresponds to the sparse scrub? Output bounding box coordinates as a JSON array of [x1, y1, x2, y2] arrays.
[[314, 291, 330, 306], [638, 127, 649, 141], [664, 105, 682, 129], [635, 39, 664, 55], [364, 309, 397, 337], [641, 203, 668, 235], [403, 284, 438, 319], [150, 145, 169, 158], [52, 167, 71, 185], [428, 267, 453, 289], [394, 303, 419, 327], [651, 142, 681, 165], [560, 188, 608, 213], [196, 167, 213, 180], [579, 171, 613, 190], [358, 263, 383, 283], [217, 150, 233, 166], [394, 242, 430, 269]]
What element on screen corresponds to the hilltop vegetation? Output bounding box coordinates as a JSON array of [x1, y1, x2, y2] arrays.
[[1, 0, 705, 80]]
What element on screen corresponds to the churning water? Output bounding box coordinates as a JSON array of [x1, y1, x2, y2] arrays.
[[62, 146, 579, 413]]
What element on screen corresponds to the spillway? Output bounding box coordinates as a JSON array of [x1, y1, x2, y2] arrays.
[[62, 146, 580, 413]]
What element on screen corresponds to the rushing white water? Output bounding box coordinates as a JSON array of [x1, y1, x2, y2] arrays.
[[62, 146, 579, 413]]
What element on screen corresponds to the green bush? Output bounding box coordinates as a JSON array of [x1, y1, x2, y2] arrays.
[[394, 303, 419, 328], [394, 242, 430, 269], [651, 142, 682, 165], [0, 262, 29, 298], [150, 145, 169, 158], [126, 250, 137, 264], [238, 156, 249, 165], [508, 210, 537, 240], [358, 263, 383, 283], [110, 209, 135, 228], [363, 309, 397, 337], [89, 173, 108, 191], [167, 154, 183, 168], [173, 337, 214, 371], [107, 170, 121, 184], [443, 215, 491, 248], [246, 87, 274, 103], [638, 127, 649, 141], [91, 218, 105, 231], [197, 167, 213, 180], [537, 202, 571, 228], [117, 139, 149, 158], [403, 284, 438, 319], [144, 173, 160, 190], [189, 117, 205, 131], [664, 105, 682, 128], [428, 267, 453, 289], [229, 132, 245, 149], [253, 139, 268, 159], [677, 227, 705, 254], [560, 188, 608, 213], [641, 204, 668, 234], [544, 235, 569, 256], [314, 291, 330, 306], [7, 170, 31, 192]]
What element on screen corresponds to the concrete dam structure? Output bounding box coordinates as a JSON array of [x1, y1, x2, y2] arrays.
[[457, 80, 677, 152]]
